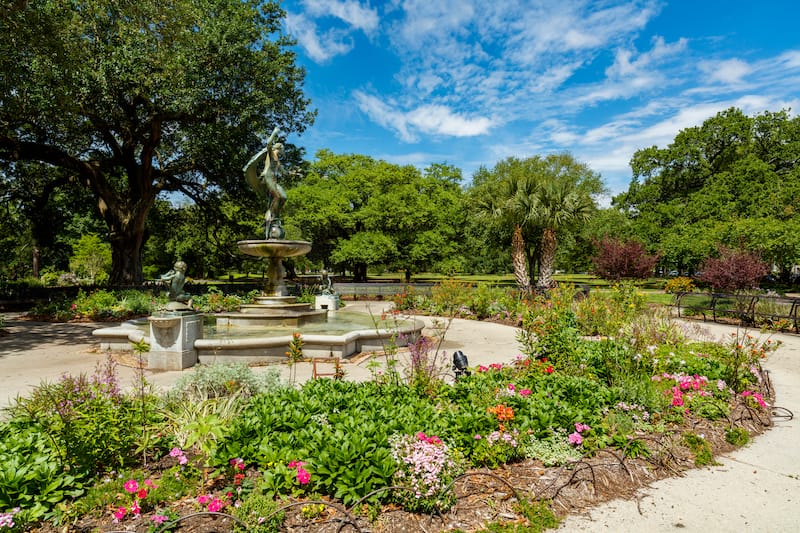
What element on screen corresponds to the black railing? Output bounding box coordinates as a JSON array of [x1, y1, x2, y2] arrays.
[[674, 292, 799, 333]]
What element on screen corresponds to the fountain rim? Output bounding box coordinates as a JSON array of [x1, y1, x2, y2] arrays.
[[237, 239, 312, 258]]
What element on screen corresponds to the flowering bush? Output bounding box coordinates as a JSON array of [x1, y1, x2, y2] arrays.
[[0, 508, 19, 530], [664, 276, 696, 294], [567, 422, 591, 447], [112, 478, 157, 522], [288, 460, 311, 485], [653, 372, 711, 409], [389, 432, 463, 513], [471, 429, 521, 467]]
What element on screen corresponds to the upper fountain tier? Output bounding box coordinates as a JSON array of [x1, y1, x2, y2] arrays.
[[238, 239, 311, 258]]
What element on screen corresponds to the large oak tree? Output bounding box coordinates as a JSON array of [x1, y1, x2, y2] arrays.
[[0, 0, 314, 284], [615, 108, 800, 278]]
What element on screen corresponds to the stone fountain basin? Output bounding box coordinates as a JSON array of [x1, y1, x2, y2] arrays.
[[92, 313, 424, 363]]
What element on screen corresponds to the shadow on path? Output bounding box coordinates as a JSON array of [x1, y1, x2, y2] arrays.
[[0, 316, 104, 357]]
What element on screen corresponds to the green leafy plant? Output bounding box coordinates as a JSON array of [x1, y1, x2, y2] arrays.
[[683, 432, 717, 467], [522, 430, 580, 466], [231, 486, 284, 532]]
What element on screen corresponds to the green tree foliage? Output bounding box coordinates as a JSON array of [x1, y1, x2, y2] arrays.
[[0, 0, 314, 284], [473, 154, 604, 291], [616, 108, 800, 277], [69, 234, 112, 284], [287, 151, 465, 282]]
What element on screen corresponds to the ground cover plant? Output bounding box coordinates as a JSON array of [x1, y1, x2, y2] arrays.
[[0, 284, 780, 532]]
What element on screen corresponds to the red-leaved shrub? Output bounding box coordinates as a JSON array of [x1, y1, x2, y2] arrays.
[[592, 237, 660, 281], [698, 246, 768, 292]]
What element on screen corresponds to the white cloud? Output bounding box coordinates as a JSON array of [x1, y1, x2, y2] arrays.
[[301, 0, 379, 33], [353, 91, 415, 141], [353, 91, 493, 141], [284, 13, 353, 63], [571, 36, 688, 105], [407, 105, 494, 137], [699, 58, 751, 84]]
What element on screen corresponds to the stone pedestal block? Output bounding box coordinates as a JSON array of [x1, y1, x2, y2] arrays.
[[148, 313, 203, 370], [314, 294, 339, 311]]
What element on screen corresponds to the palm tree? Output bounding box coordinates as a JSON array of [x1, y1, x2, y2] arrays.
[[474, 163, 537, 293], [474, 154, 603, 293], [528, 177, 595, 290]]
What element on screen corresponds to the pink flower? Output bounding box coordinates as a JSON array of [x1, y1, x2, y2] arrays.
[[150, 515, 168, 525], [507, 383, 516, 392], [207, 498, 224, 512], [519, 388, 532, 397], [568, 432, 583, 446], [144, 479, 157, 489], [477, 365, 489, 372], [130, 500, 141, 516], [574, 423, 591, 433], [112, 507, 126, 522], [474, 434, 482, 440], [169, 447, 184, 458], [296, 466, 311, 485], [123, 479, 139, 494], [287, 460, 305, 469], [197, 494, 211, 505]]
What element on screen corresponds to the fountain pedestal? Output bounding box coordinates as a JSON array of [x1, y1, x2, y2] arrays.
[[147, 312, 204, 370], [315, 294, 339, 311], [238, 239, 312, 296]]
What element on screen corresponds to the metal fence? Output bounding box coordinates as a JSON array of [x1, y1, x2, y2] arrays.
[[674, 292, 799, 332]]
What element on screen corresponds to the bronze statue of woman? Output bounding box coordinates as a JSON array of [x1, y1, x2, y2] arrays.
[[243, 126, 287, 239]]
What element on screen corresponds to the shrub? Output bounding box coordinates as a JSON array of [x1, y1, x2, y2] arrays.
[[389, 432, 463, 513], [664, 276, 695, 294], [168, 363, 284, 402], [521, 429, 580, 466], [592, 237, 660, 281], [698, 246, 769, 292]]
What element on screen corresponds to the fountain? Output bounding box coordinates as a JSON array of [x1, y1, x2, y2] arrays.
[[93, 127, 423, 366]]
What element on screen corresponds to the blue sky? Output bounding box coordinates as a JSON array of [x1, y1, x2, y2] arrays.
[[279, 0, 800, 199]]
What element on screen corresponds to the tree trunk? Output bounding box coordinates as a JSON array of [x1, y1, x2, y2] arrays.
[[109, 230, 145, 286], [353, 262, 368, 283], [537, 227, 557, 290], [105, 200, 152, 286], [32, 245, 40, 279], [511, 224, 531, 293], [405, 269, 412, 283]]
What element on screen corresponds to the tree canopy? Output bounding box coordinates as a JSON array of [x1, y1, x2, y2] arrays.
[[613, 108, 800, 277], [287, 151, 466, 282], [0, 0, 315, 284]]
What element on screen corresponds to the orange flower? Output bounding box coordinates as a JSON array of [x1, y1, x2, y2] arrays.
[[487, 404, 515, 421]]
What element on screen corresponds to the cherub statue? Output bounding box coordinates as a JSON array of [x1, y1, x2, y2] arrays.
[[160, 261, 192, 305]]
